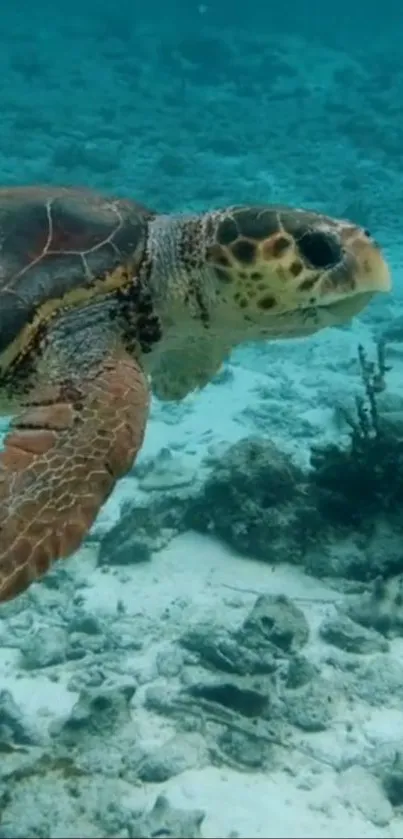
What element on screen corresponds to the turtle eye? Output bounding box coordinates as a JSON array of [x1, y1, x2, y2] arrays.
[[298, 230, 342, 269]]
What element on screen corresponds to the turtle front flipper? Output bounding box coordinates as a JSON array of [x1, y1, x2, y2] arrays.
[[0, 350, 149, 602], [150, 335, 231, 401]]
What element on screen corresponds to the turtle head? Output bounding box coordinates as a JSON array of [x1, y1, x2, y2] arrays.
[[146, 207, 391, 342], [200, 206, 391, 339]]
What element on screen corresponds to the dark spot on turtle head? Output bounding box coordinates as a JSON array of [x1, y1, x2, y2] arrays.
[[289, 260, 303, 277], [251, 271, 263, 280], [298, 230, 343, 269], [232, 207, 280, 239], [214, 266, 233, 284], [299, 276, 318, 292], [215, 252, 231, 267], [231, 239, 256, 264], [271, 235, 292, 258], [217, 216, 238, 246], [206, 244, 231, 267], [258, 295, 277, 310]]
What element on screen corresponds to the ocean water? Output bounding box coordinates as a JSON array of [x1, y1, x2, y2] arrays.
[[1, 2, 403, 837]]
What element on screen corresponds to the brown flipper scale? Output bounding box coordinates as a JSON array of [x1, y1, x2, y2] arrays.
[[0, 350, 149, 602]]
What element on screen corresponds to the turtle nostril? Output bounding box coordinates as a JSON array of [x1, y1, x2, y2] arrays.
[[298, 230, 343, 269]]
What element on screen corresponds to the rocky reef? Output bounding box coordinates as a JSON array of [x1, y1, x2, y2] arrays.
[[2, 576, 403, 835], [100, 342, 403, 586]]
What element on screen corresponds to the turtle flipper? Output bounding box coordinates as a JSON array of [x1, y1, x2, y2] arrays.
[[0, 352, 149, 602], [151, 336, 231, 401]]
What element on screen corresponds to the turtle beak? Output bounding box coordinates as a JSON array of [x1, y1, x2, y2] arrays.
[[319, 227, 392, 313], [343, 227, 392, 296], [358, 239, 392, 294]]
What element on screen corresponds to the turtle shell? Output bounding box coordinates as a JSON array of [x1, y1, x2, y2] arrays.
[[0, 186, 154, 374]]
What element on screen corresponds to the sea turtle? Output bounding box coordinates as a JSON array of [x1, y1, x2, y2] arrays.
[[0, 186, 391, 602]]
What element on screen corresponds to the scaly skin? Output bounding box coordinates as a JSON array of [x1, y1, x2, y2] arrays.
[[0, 348, 149, 601], [145, 207, 391, 337], [144, 207, 392, 399]]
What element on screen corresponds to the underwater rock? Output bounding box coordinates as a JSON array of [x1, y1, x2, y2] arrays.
[[98, 531, 151, 566], [346, 574, 403, 637], [304, 538, 369, 580], [20, 625, 69, 669], [285, 654, 319, 689], [137, 448, 197, 491], [179, 623, 276, 676], [66, 663, 112, 694], [61, 610, 121, 664], [66, 632, 110, 661], [66, 611, 103, 636], [52, 682, 136, 742], [308, 522, 403, 582], [319, 612, 389, 654], [0, 763, 155, 839], [186, 436, 309, 563], [241, 593, 309, 653], [155, 645, 185, 679], [98, 494, 189, 565], [185, 678, 270, 719], [143, 673, 279, 772], [338, 765, 393, 827], [215, 724, 270, 771], [0, 745, 47, 783], [143, 683, 180, 717], [0, 690, 37, 746], [382, 752, 403, 807], [352, 654, 403, 707], [129, 794, 205, 839], [137, 732, 207, 782], [283, 677, 334, 732]]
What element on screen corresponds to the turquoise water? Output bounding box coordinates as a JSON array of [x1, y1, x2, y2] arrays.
[[1, 3, 403, 837]]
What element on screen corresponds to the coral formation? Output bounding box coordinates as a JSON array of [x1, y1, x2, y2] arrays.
[[102, 344, 403, 582], [186, 437, 310, 563], [309, 342, 403, 530]]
